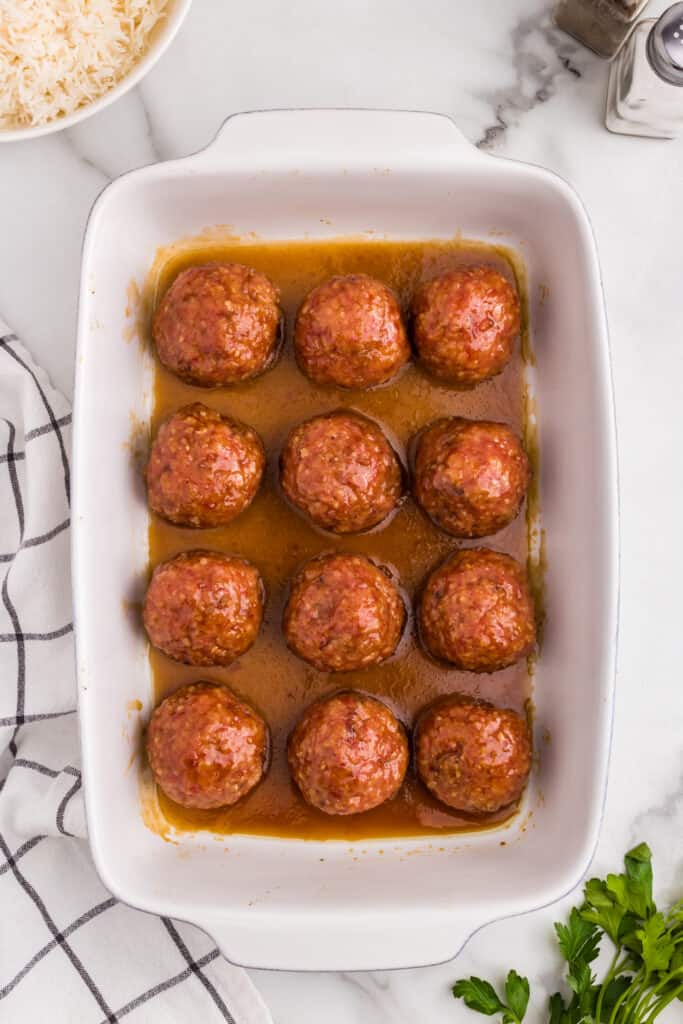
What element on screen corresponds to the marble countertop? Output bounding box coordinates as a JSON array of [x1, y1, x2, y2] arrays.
[[2, 1, 682, 1020]]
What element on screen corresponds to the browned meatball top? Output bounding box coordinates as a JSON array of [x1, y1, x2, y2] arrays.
[[146, 403, 265, 528], [146, 682, 269, 810], [280, 410, 403, 534], [284, 553, 405, 672], [419, 548, 536, 672], [414, 418, 530, 538], [288, 691, 408, 815], [294, 274, 410, 389], [412, 265, 520, 386], [143, 551, 264, 667], [152, 263, 281, 387], [415, 697, 531, 813]]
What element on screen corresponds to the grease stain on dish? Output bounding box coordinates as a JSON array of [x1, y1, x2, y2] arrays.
[[122, 278, 149, 349], [123, 699, 146, 773], [124, 411, 150, 478], [138, 763, 175, 842]]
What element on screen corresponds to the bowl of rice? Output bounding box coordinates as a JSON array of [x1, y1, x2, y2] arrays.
[[0, 0, 192, 141]]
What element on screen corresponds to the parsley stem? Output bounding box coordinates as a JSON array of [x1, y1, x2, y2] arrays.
[[636, 968, 683, 1022], [623, 967, 683, 1024], [595, 949, 624, 1024], [608, 966, 645, 1024], [621, 971, 651, 1024], [642, 979, 683, 1023], [627, 980, 657, 1023]]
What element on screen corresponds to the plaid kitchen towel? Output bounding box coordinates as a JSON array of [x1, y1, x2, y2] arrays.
[[0, 326, 273, 1024]]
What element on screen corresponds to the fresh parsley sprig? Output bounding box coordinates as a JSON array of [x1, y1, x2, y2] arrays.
[[453, 970, 530, 1023], [452, 843, 683, 1023]]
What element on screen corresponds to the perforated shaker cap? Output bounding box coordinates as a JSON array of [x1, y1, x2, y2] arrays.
[[647, 2, 683, 86]]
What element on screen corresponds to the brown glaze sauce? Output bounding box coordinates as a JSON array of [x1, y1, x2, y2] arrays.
[[146, 236, 534, 840]]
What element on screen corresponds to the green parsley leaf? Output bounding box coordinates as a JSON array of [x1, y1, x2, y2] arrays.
[[635, 912, 676, 974], [452, 977, 506, 1016], [581, 879, 625, 944], [548, 992, 568, 1024], [504, 970, 530, 1022], [583, 877, 614, 909], [555, 909, 601, 967], [605, 873, 629, 908], [669, 945, 683, 974], [619, 912, 647, 960], [566, 961, 594, 998], [580, 906, 624, 947], [624, 842, 654, 916]]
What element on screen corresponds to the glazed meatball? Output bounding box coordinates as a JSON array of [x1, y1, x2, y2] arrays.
[[284, 553, 405, 672], [414, 418, 529, 538], [415, 696, 531, 813], [146, 403, 265, 528], [152, 263, 281, 386], [143, 551, 264, 666], [147, 682, 269, 809], [280, 410, 402, 533], [419, 548, 535, 672], [412, 265, 520, 386], [294, 274, 410, 388], [288, 691, 408, 815]]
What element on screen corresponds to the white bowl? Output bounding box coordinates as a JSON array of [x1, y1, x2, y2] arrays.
[[73, 109, 619, 972], [0, 0, 192, 143]]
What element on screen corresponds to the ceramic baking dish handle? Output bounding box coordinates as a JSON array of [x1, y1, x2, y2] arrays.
[[193, 908, 485, 973], [196, 108, 487, 171]]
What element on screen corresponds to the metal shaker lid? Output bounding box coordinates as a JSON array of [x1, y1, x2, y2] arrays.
[[647, 2, 683, 86]]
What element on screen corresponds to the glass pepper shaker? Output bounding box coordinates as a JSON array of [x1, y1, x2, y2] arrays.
[[555, 0, 651, 58], [606, 2, 683, 137]]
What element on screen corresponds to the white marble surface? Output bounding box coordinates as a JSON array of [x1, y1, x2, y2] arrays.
[[2, 1, 682, 1020]]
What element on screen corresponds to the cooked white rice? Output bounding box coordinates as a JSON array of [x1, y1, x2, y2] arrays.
[[0, 0, 169, 130]]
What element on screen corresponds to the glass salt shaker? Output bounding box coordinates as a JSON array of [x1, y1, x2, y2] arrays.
[[555, 0, 651, 59], [606, 2, 683, 137]]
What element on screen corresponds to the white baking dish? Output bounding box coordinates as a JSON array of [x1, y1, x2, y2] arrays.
[[72, 109, 618, 972]]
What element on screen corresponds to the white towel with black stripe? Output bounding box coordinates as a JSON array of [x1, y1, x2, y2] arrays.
[[0, 326, 273, 1024]]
